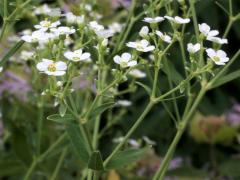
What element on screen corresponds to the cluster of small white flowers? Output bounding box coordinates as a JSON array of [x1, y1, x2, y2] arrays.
[[187, 23, 229, 65], [21, 19, 75, 44]]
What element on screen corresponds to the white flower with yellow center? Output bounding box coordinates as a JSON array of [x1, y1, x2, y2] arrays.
[[21, 30, 49, 43], [64, 49, 91, 62], [114, 53, 137, 68], [34, 20, 60, 32], [126, 40, 155, 52], [187, 43, 201, 54], [36, 59, 67, 76], [206, 48, 229, 65], [156, 31, 172, 43], [164, 16, 190, 24], [89, 21, 104, 32], [108, 22, 123, 34], [143, 17, 164, 23]]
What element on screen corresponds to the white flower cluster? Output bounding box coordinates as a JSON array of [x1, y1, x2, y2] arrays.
[[187, 23, 229, 65]]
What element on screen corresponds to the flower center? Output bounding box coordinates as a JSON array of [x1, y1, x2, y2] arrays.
[[120, 61, 128, 68], [136, 43, 144, 50], [47, 63, 56, 72], [213, 56, 220, 62], [42, 21, 51, 28]]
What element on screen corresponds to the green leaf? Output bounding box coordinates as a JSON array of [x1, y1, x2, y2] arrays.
[[0, 40, 24, 67], [47, 114, 75, 124], [88, 151, 104, 171], [89, 102, 115, 120], [105, 147, 150, 169], [135, 82, 151, 95], [162, 60, 184, 85], [219, 159, 240, 177], [211, 69, 240, 89], [66, 124, 90, 166]]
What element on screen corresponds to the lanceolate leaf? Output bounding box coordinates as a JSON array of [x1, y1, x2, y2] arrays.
[[105, 147, 150, 169], [0, 40, 24, 66], [211, 69, 240, 89], [47, 114, 75, 124], [66, 124, 90, 166], [88, 151, 104, 171], [89, 102, 115, 120]]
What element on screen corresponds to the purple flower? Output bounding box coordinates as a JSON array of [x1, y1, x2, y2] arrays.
[[0, 71, 32, 101], [226, 103, 240, 127]]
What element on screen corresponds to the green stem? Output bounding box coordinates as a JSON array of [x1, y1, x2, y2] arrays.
[[37, 102, 44, 156], [153, 88, 206, 180], [103, 102, 154, 167], [189, 0, 200, 40], [49, 147, 68, 180], [23, 159, 38, 180]]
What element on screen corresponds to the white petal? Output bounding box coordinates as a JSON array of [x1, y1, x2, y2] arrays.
[[208, 30, 219, 37], [217, 50, 227, 58], [42, 58, 53, 64], [206, 48, 216, 58], [55, 61, 67, 71], [64, 52, 74, 60], [128, 61, 137, 67], [140, 39, 149, 47], [80, 52, 91, 60], [51, 71, 66, 76], [175, 16, 190, 24], [36, 62, 48, 71], [144, 46, 155, 52], [113, 55, 121, 64], [156, 30, 163, 37], [126, 42, 136, 48], [122, 53, 131, 61]]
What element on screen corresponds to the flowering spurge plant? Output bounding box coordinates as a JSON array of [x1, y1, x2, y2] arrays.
[[0, 0, 240, 180]]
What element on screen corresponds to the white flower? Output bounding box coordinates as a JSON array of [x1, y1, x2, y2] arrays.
[[34, 20, 61, 32], [129, 69, 146, 78], [139, 26, 149, 37], [116, 100, 132, 107], [206, 36, 228, 44], [51, 26, 76, 36], [66, 12, 84, 24], [164, 16, 190, 24], [89, 21, 104, 32], [64, 49, 91, 62], [0, 67, 3, 73], [20, 51, 35, 60], [156, 31, 172, 43], [198, 23, 219, 37], [34, 4, 51, 15], [143, 16, 164, 23], [85, 4, 92, 11], [21, 30, 50, 43], [36, 59, 67, 76], [108, 22, 123, 33], [126, 39, 155, 52], [206, 48, 229, 65], [95, 29, 114, 39], [114, 53, 137, 68], [187, 43, 201, 54]]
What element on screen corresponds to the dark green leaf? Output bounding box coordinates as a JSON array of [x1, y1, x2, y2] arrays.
[[66, 124, 90, 166], [0, 40, 24, 66], [162, 60, 184, 85], [211, 69, 240, 89], [88, 151, 104, 171], [47, 114, 75, 124], [105, 147, 150, 169]]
